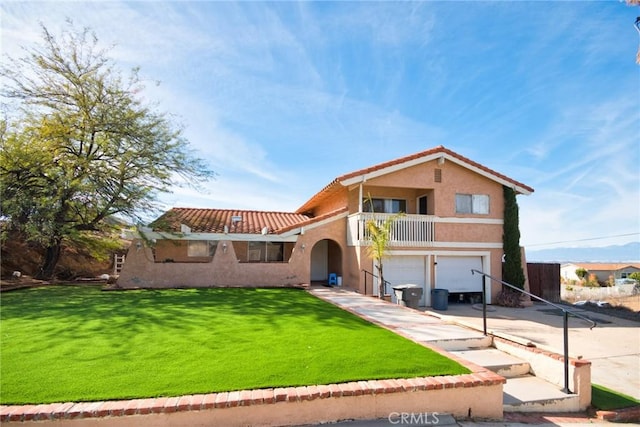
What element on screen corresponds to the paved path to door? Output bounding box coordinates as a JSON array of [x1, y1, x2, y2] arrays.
[[309, 287, 490, 349], [427, 302, 640, 401]]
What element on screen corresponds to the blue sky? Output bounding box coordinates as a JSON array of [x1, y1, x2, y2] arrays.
[[2, 1, 639, 250]]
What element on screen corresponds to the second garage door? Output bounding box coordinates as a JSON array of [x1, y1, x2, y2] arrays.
[[436, 256, 483, 293]]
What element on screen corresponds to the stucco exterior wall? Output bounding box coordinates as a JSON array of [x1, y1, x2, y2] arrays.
[[436, 222, 502, 243], [303, 215, 348, 280], [117, 239, 310, 288], [364, 160, 441, 190]]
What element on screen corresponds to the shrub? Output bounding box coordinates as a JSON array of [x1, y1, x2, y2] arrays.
[[585, 273, 600, 288], [575, 268, 588, 279]]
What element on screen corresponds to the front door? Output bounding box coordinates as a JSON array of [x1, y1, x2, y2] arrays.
[[310, 240, 328, 282]]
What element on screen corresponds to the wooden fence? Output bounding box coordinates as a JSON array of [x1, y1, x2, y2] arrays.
[[527, 262, 560, 302]]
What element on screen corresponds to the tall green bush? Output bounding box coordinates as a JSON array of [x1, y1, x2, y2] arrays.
[[502, 186, 525, 290]]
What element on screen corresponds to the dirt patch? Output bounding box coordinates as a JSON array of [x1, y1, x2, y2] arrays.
[[614, 294, 640, 312], [1, 231, 128, 281], [0, 276, 112, 292], [562, 295, 640, 323], [561, 284, 639, 323]]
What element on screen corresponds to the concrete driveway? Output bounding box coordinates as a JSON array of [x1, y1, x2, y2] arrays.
[[425, 303, 640, 401]]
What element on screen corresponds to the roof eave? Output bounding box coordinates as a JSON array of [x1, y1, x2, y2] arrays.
[[339, 150, 534, 195]]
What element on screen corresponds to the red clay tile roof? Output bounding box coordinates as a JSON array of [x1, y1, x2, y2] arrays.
[[151, 208, 311, 235], [570, 263, 640, 271], [277, 207, 349, 234], [296, 145, 534, 214]]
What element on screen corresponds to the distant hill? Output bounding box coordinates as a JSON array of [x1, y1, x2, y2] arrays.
[[526, 242, 640, 263]]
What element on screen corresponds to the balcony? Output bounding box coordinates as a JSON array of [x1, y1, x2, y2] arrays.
[[347, 212, 435, 247]]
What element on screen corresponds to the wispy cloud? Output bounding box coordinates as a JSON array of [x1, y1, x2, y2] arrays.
[[2, 1, 638, 248], [517, 91, 639, 247]]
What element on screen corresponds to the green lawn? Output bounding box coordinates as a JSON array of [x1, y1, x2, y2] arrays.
[[592, 384, 640, 410], [0, 286, 469, 404]]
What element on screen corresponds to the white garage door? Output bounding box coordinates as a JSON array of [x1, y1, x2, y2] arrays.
[[436, 256, 483, 292], [385, 256, 426, 305]]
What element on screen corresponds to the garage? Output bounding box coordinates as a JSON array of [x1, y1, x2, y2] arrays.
[[384, 256, 426, 306], [380, 254, 487, 307], [435, 256, 483, 293]]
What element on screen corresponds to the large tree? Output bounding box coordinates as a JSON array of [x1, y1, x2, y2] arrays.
[[0, 23, 214, 279]]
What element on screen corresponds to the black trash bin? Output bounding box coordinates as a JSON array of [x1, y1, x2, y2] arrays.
[[431, 288, 449, 310], [393, 285, 423, 309], [402, 286, 423, 309]]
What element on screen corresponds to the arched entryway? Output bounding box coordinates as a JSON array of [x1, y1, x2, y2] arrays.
[[310, 239, 342, 285]]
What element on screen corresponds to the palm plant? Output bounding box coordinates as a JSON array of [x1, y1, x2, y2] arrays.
[[366, 213, 404, 299]]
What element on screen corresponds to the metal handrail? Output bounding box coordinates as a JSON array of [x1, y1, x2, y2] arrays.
[[471, 269, 596, 394], [362, 269, 392, 296]]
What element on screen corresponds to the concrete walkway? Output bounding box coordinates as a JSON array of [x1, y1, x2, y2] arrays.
[[310, 287, 490, 350], [425, 302, 640, 401], [311, 287, 638, 402]]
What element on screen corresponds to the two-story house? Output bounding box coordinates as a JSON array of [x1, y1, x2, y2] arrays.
[[117, 146, 534, 306]]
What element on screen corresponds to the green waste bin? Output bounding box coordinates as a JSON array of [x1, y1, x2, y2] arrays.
[[431, 288, 449, 310]]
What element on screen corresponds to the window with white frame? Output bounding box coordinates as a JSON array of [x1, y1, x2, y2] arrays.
[[188, 241, 218, 257], [455, 194, 489, 214], [363, 198, 406, 213]]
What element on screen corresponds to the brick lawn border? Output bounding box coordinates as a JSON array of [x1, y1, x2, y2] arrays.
[[0, 372, 505, 423]]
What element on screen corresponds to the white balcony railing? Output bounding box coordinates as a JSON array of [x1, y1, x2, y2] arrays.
[[347, 212, 435, 247]]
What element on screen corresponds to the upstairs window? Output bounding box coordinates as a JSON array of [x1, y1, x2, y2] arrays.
[[455, 194, 489, 214], [363, 198, 406, 213]]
